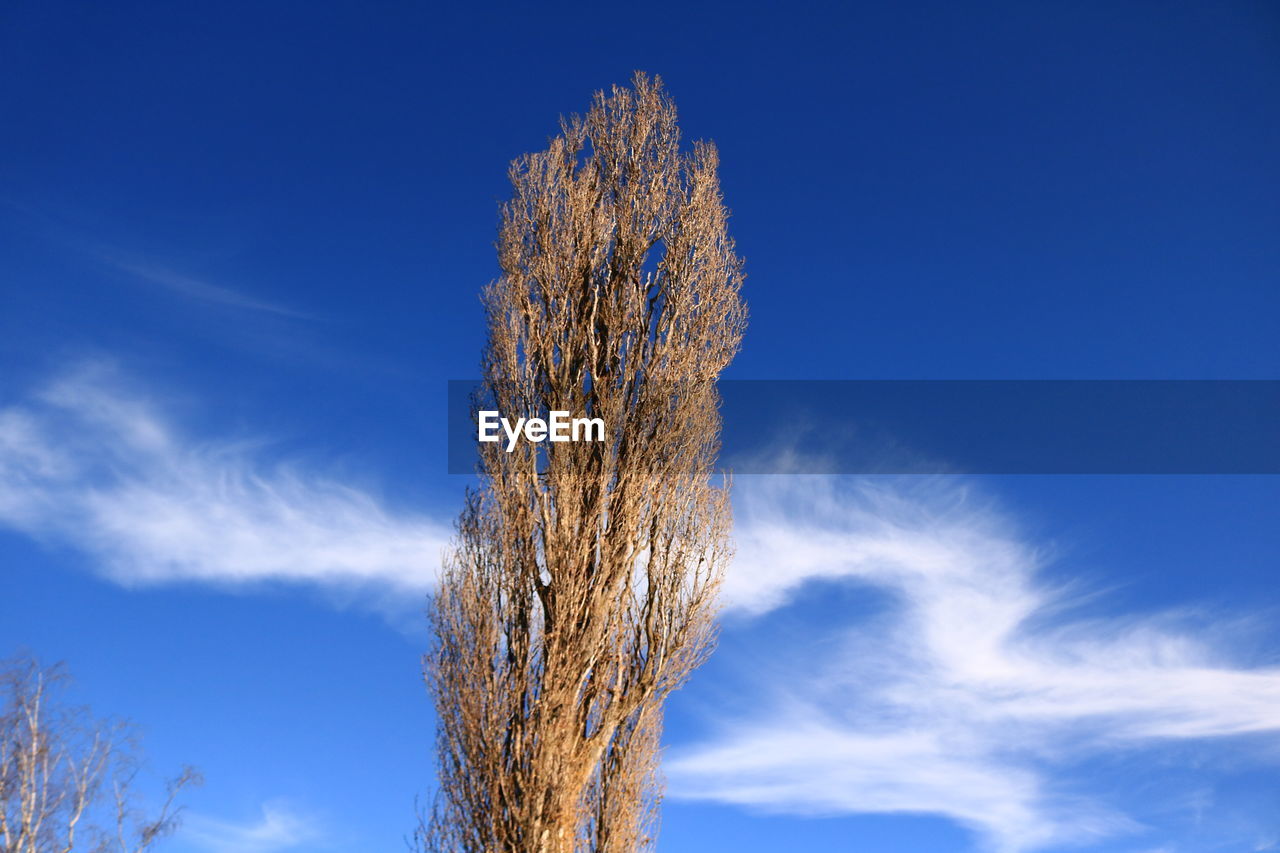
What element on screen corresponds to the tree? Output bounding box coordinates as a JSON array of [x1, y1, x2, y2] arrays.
[[424, 73, 746, 853], [0, 655, 199, 853]]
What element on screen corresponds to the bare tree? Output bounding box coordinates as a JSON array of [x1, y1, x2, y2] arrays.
[[425, 73, 746, 853], [0, 656, 200, 853]]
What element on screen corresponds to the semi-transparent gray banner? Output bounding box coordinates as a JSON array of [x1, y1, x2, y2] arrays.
[[447, 380, 1280, 474]]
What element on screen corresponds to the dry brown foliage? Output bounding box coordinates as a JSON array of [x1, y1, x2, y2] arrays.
[[424, 73, 746, 853], [0, 655, 200, 853]]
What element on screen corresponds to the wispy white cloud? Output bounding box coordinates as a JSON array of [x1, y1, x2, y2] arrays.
[[6, 367, 1277, 849], [102, 254, 311, 319], [0, 363, 449, 605], [4, 200, 307, 320], [181, 801, 322, 853], [669, 476, 1280, 852]]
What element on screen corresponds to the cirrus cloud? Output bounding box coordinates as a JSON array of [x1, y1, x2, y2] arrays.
[[0, 362, 450, 602], [669, 475, 1280, 852]]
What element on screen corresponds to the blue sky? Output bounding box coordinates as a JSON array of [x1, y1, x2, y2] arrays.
[[2, 2, 1278, 851]]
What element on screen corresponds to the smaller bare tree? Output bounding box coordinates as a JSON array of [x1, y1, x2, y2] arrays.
[[0, 655, 200, 853]]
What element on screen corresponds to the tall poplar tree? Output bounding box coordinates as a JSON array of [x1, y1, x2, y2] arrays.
[[426, 73, 746, 853]]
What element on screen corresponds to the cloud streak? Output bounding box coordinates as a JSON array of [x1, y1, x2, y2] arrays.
[[102, 254, 311, 320], [0, 363, 449, 601], [5, 366, 1278, 849], [181, 801, 322, 853], [670, 476, 1280, 852]]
